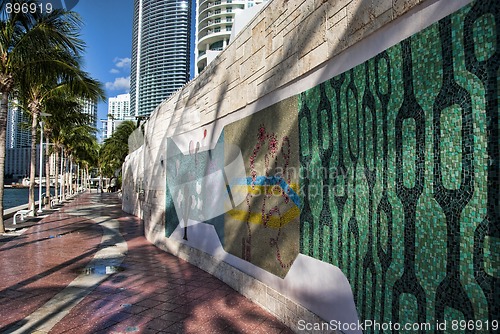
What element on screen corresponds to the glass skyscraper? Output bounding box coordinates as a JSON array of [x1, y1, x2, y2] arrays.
[[196, 0, 266, 75], [130, 0, 192, 117]]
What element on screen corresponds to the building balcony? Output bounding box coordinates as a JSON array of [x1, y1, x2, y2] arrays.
[[199, 3, 242, 20], [199, 0, 241, 13], [198, 30, 231, 47], [198, 19, 233, 35]]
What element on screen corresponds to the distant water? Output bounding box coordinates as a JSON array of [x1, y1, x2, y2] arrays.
[[3, 187, 55, 210]]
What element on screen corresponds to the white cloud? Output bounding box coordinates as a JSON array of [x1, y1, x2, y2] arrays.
[[109, 57, 132, 74], [105, 76, 130, 92], [114, 57, 131, 68]]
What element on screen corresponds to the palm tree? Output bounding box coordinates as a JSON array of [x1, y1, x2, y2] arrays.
[[0, 0, 87, 232], [61, 124, 98, 196], [99, 121, 137, 190], [14, 9, 103, 213], [74, 131, 99, 192], [43, 94, 99, 205], [19, 69, 103, 213]]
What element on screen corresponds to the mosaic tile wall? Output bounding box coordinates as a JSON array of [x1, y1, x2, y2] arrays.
[[223, 98, 300, 278], [162, 0, 498, 328], [165, 98, 301, 278], [298, 0, 499, 330]]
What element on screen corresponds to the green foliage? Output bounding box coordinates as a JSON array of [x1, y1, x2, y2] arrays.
[[0, 0, 105, 230], [99, 121, 137, 178]]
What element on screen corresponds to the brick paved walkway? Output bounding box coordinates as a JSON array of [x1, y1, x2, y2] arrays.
[[0, 193, 293, 334]]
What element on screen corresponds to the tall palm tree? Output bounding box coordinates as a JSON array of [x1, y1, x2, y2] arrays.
[[43, 94, 99, 205], [73, 131, 99, 192], [0, 0, 87, 232], [43, 93, 99, 202], [99, 121, 137, 189], [15, 9, 103, 212], [61, 124, 98, 196], [19, 64, 103, 213]]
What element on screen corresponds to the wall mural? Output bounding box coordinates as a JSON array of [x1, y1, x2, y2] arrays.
[[224, 97, 300, 278], [164, 0, 498, 330], [299, 0, 498, 331], [165, 97, 300, 278]]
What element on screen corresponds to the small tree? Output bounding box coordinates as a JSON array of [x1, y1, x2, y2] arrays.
[[99, 121, 137, 190]]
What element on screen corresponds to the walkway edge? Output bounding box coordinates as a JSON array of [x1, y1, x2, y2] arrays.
[[7, 203, 128, 334]]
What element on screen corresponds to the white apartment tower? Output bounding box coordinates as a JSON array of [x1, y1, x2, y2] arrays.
[[6, 101, 30, 149], [196, 0, 266, 74], [79, 98, 98, 127], [101, 93, 132, 140]]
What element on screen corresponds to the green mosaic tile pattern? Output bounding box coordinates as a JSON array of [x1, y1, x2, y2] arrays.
[[298, 0, 499, 330]]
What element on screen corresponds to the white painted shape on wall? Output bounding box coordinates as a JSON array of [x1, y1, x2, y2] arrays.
[[224, 149, 247, 207], [284, 255, 361, 333], [168, 221, 360, 332]]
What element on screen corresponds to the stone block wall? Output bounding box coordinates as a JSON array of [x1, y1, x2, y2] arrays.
[[122, 0, 499, 332]]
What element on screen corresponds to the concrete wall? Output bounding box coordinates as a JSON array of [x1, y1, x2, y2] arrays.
[[122, 0, 500, 332]]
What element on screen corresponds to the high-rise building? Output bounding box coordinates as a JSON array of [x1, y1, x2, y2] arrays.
[[101, 93, 134, 141], [195, 0, 267, 75], [6, 101, 30, 149], [109, 94, 130, 121], [5, 102, 38, 179], [130, 0, 192, 117], [79, 98, 98, 128]]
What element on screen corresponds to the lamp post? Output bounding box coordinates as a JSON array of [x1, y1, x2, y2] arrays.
[[37, 112, 51, 214]]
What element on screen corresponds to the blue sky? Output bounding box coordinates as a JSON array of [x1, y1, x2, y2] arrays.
[[73, 0, 134, 128], [72, 0, 196, 139]]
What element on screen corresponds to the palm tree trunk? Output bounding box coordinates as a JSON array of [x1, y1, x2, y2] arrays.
[[65, 152, 70, 197], [75, 162, 78, 193], [54, 148, 59, 204], [29, 112, 38, 215], [63, 153, 67, 199], [44, 135, 50, 209], [61, 149, 66, 201], [70, 158, 73, 195], [0, 92, 9, 233], [86, 166, 90, 192], [99, 168, 103, 193], [68, 156, 72, 195]]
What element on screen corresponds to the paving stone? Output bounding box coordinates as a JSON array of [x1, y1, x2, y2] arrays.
[[0, 193, 292, 334]]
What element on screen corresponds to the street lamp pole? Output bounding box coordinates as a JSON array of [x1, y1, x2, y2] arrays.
[[37, 113, 51, 214]]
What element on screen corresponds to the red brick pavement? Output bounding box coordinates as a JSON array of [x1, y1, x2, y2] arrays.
[[0, 195, 103, 332], [0, 193, 294, 334]]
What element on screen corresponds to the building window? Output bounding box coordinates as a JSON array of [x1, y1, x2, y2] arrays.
[[226, 25, 232, 32], [215, 9, 221, 14], [210, 40, 224, 50], [214, 27, 221, 33], [215, 18, 221, 23], [226, 7, 232, 12], [226, 17, 232, 22]]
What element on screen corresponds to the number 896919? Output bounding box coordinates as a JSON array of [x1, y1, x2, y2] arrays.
[[6, 2, 53, 14]]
